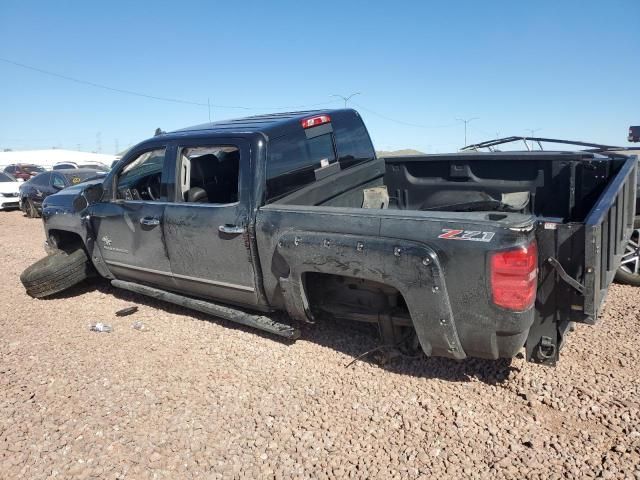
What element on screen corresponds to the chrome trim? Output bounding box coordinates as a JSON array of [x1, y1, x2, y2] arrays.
[[104, 260, 255, 292]]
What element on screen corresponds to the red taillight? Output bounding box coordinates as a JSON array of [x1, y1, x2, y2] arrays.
[[490, 242, 538, 311], [301, 114, 331, 129]]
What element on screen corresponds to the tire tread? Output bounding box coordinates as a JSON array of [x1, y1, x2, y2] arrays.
[[20, 249, 92, 298]]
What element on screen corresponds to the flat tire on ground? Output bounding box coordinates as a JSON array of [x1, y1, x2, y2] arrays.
[[20, 248, 93, 298]]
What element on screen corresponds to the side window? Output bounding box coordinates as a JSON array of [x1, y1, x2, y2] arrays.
[[116, 148, 166, 201], [178, 146, 239, 204], [266, 133, 336, 202], [51, 174, 66, 189]]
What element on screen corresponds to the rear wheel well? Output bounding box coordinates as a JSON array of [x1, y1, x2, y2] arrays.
[[303, 272, 413, 344], [48, 230, 84, 253]]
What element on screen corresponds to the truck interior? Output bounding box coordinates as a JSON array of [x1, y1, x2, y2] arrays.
[[178, 146, 239, 204]]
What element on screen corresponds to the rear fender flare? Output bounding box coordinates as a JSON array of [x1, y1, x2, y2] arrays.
[[275, 231, 466, 360]]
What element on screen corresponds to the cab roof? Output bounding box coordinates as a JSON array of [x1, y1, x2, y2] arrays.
[[169, 109, 348, 139]]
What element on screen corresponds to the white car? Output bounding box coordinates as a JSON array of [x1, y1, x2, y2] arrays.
[[0, 171, 21, 210]]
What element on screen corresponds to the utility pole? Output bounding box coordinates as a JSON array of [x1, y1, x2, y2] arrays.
[[208, 97, 212, 122], [331, 92, 361, 108], [456, 117, 479, 146]]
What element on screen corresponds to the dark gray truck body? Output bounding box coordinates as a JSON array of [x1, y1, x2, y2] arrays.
[[41, 110, 637, 365]]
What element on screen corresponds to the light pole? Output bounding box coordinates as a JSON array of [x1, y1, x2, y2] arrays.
[[331, 92, 361, 108], [456, 117, 479, 146]]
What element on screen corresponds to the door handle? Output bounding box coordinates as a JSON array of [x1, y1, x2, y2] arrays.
[[140, 216, 160, 226], [218, 224, 245, 234]]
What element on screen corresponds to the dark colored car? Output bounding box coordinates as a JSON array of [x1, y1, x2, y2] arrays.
[[26, 109, 637, 367], [629, 126, 640, 143], [3, 163, 46, 181], [19, 168, 106, 217]]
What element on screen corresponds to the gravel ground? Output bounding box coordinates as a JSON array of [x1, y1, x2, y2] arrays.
[[1, 209, 639, 479]]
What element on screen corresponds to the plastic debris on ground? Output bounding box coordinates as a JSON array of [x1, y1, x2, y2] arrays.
[[89, 322, 113, 333]]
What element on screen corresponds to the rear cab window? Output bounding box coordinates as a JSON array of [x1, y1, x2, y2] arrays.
[[266, 111, 375, 202]]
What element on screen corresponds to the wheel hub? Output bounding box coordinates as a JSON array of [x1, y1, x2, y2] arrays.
[[619, 229, 640, 276]]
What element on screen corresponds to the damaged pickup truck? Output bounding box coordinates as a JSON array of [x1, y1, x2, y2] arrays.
[[22, 109, 637, 366]]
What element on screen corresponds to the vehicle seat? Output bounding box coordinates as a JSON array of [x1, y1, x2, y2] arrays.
[[187, 186, 208, 203], [190, 154, 220, 201]]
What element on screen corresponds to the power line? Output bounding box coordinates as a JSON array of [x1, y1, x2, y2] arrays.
[[352, 102, 458, 129], [1, 57, 488, 135], [0, 57, 340, 111]]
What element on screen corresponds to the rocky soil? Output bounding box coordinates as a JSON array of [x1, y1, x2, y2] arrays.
[[0, 210, 639, 479]]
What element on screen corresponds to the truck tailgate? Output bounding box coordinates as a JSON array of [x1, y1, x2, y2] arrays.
[[584, 155, 638, 320], [527, 155, 637, 365]]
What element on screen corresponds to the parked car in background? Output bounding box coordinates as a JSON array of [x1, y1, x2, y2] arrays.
[[19, 168, 107, 218], [3, 163, 46, 181], [0, 171, 21, 210], [629, 126, 640, 143], [53, 161, 110, 172]]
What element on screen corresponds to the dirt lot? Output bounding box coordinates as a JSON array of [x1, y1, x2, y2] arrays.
[[0, 209, 639, 479]]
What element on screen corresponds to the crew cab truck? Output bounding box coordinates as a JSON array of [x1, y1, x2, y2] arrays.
[[25, 109, 637, 366]]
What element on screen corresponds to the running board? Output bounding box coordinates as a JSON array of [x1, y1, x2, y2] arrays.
[[111, 280, 300, 340]]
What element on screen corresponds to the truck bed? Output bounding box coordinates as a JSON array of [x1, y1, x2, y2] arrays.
[[258, 152, 637, 364]]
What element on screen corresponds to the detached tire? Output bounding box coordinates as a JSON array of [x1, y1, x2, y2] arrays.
[[21, 248, 93, 298]]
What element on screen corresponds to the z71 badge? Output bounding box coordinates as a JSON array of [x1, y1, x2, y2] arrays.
[[438, 229, 495, 242]]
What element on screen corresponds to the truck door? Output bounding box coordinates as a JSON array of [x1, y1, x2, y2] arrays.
[[162, 139, 259, 308], [88, 145, 177, 291]]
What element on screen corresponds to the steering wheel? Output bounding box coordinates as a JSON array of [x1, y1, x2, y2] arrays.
[[145, 173, 162, 201]]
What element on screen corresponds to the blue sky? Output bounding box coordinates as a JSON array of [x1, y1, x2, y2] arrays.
[[1, 0, 638, 154]]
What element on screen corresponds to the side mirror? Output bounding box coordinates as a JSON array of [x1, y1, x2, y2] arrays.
[[53, 184, 64, 190], [72, 182, 105, 212], [84, 183, 104, 203]]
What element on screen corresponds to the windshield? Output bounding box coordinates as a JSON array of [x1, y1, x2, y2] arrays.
[[62, 171, 107, 185], [0, 172, 17, 182], [78, 164, 109, 171]]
